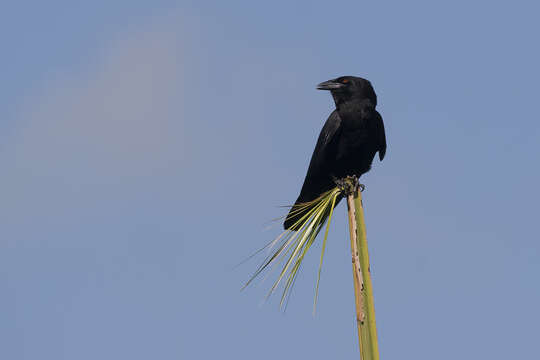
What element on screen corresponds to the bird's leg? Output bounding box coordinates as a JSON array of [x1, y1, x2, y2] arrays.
[[348, 174, 366, 192], [345, 175, 359, 195]]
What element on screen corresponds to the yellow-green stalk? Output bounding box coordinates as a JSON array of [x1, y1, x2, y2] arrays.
[[346, 181, 380, 360]]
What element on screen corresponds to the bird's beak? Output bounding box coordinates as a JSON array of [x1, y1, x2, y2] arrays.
[[316, 80, 344, 90]]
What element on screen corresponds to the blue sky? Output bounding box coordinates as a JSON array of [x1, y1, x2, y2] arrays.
[[1, 1, 539, 359]]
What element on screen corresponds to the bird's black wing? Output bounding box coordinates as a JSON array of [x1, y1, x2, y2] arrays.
[[374, 110, 387, 161], [297, 110, 342, 202], [284, 111, 341, 230]]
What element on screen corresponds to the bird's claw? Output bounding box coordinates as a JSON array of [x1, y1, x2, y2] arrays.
[[332, 176, 347, 191], [332, 175, 364, 195]]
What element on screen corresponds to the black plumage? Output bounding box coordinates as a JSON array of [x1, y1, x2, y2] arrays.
[[284, 76, 386, 230]]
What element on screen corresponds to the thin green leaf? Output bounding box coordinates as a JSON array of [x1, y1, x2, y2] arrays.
[[246, 187, 342, 309]]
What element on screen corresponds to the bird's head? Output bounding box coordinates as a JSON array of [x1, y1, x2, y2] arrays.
[[317, 76, 377, 107]]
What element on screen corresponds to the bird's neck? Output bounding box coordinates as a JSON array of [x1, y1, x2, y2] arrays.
[[332, 89, 377, 109], [335, 97, 375, 112]]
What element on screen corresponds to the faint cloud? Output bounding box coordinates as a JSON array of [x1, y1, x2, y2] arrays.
[[0, 17, 192, 227], [7, 20, 187, 179]]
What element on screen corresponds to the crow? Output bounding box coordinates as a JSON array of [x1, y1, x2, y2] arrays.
[[283, 76, 386, 230]]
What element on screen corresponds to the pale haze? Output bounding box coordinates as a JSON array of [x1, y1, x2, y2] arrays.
[[1, 1, 539, 359]]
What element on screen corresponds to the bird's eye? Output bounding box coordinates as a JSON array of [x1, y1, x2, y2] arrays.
[[341, 79, 349, 84]]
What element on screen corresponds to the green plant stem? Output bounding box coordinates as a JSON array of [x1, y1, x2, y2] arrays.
[[346, 187, 380, 360]]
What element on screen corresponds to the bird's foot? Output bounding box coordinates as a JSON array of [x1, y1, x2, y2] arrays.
[[332, 176, 347, 191], [333, 175, 363, 196]]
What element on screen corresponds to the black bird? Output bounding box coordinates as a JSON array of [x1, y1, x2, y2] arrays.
[[284, 76, 386, 230]]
